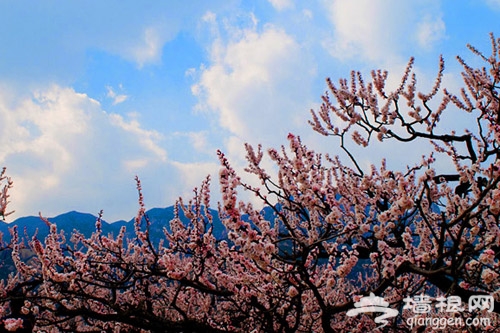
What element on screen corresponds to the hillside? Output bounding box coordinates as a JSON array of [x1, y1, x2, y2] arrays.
[[0, 206, 227, 244]]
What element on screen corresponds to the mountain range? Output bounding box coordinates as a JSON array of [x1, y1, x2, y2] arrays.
[[0, 206, 230, 245], [0, 206, 238, 279]]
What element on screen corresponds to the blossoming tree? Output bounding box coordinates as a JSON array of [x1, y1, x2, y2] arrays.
[[1, 35, 500, 332], [0, 167, 13, 222]]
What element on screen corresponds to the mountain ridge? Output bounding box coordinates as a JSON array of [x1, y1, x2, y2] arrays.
[[0, 206, 228, 244]]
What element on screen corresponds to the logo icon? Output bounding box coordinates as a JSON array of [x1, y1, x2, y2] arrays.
[[346, 293, 399, 328]]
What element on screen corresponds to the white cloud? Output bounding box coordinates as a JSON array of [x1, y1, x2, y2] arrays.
[[170, 160, 219, 197], [192, 23, 316, 147], [0, 86, 91, 170], [268, 0, 294, 11], [322, 0, 402, 62], [202, 11, 217, 24], [484, 0, 500, 9], [416, 15, 446, 50], [0, 2, 205, 81], [106, 85, 128, 105], [186, 131, 209, 152], [322, 0, 444, 64], [185, 67, 197, 78], [168, 131, 211, 156], [127, 26, 165, 68], [123, 158, 149, 171], [302, 9, 313, 20], [0, 85, 173, 222], [109, 113, 167, 163]]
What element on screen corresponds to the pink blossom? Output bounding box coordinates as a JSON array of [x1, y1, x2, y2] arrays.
[[287, 286, 299, 298], [481, 268, 498, 285], [3, 318, 23, 331]]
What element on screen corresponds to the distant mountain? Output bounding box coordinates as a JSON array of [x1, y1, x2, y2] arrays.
[[0, 205, 283, 279], [123, 206, 227, 243], [0, 206, 227, 246]]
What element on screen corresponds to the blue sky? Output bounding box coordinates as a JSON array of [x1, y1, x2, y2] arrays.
[[0, 0, 498, 222]]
